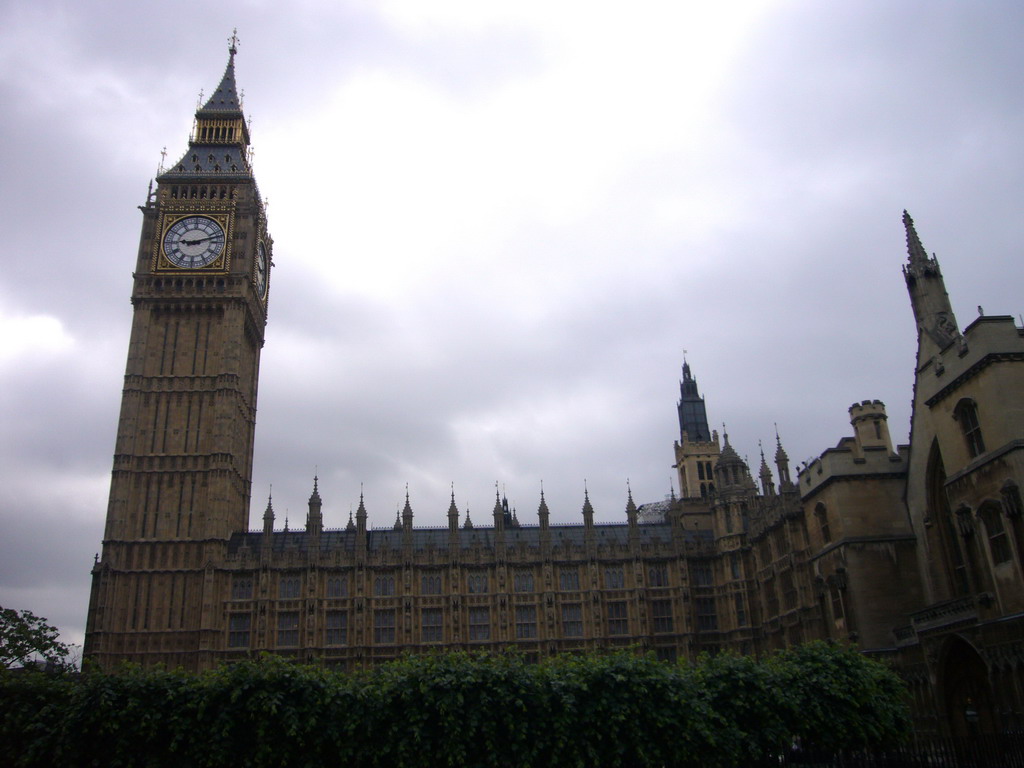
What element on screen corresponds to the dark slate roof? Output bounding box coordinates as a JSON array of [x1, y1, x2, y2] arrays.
[[197, 53, 242, 116], [160, 145, 251, 179], [227, 521, 712, 557]]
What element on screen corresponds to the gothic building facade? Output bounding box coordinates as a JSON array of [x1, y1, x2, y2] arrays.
[[84, 47, 1024, 737]]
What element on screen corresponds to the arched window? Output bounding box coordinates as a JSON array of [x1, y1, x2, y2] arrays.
[[373, 575, 395, 596], [1001, 481, 1023, 519], [927, 440, 970, 595], [953, 399, 986, 458]]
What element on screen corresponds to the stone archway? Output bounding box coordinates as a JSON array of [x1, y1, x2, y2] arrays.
[[940, 635, 995, 737]]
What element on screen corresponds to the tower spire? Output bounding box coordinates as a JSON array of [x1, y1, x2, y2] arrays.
[[903, 209, 929, 267], [902, 210, 960, 361], [677, 357, 711, 443]]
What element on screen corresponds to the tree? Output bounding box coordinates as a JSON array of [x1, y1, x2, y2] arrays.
[[0, 606, 70, 670]]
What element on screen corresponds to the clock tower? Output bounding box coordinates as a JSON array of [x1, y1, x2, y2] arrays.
[[85, 37, 273, 668]]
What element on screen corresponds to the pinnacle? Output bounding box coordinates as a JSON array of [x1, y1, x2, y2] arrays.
[[903, 210, 929, 265]]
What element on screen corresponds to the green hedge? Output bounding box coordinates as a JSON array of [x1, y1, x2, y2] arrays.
[[0, 642, 909, 768]]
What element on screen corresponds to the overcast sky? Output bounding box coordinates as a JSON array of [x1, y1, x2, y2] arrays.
[[1, 0, 1022, 648]]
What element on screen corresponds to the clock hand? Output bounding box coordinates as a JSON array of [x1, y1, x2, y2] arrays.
[[181, 235, 221, 246]]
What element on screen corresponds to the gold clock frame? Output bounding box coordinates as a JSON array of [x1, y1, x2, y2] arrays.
[[154, 207, 234, 273]]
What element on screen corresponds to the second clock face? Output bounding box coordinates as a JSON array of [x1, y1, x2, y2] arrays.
[[163, 215, 225, 268], [255, 241, 268, 299]]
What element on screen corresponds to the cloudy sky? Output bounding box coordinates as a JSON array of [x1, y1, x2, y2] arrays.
[[1, 0, 1022, 647]]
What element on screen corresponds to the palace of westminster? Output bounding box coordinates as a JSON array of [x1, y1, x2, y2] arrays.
[[83, 44, 1024, 736]]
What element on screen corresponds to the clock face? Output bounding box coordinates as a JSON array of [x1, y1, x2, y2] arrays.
[[163, 215, 226, 268], [255, 241, 268, 299]]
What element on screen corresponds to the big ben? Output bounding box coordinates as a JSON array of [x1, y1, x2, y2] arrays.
[[85, 36, 272, 670]]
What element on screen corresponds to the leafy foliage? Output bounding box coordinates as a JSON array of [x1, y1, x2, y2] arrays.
[[0, 606, 70, 670], [0, 642, 910, 768]]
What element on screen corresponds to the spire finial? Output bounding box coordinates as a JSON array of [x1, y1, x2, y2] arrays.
[[903, 209, 930, 265], [228, 28, 240, 57]]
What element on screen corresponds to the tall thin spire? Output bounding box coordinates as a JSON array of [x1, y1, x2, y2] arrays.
[[625, 480, 638, 526], [759, 441, 775, 496], [262, 488, 275, 538], [903, 210, 929, 267], [902, 210, 960, 359], [402, 486, 413, 532], [306, 475, 323, 535], [447, 486, 460, 531]]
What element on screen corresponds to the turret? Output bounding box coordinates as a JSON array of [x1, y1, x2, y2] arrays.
[[759, 444, 775, 496], [626, 483, 639, 549], [401, 490, 413, 554], [306, 476, 323, 537], [582, 486, 596, 554], [261, 491, 275, 555], [672, 359, 720, 500], [447, 488, 460, 532], [849, 400, 895, 455], [714, 432, 753, 492], [402, 488, 413, 533], [538, 488, 551, 555], [447, 489, 460, 554], [775, 431, 793, 489], [492, 486, 506, 532], [355, 490, 367, 563], [582, 485, 595, 529]]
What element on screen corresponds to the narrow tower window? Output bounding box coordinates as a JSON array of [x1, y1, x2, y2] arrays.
[[814, 503, 832, 544], [954, 399, 986, 458]]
